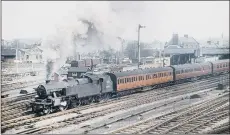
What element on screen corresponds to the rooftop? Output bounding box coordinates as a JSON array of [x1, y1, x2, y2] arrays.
[[1, 49, 16, 56]]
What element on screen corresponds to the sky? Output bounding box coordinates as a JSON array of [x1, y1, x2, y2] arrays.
[[2, 1, 229, 42]]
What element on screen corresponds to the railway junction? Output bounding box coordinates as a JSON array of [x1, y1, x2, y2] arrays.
[[1, 59, 229, 134]]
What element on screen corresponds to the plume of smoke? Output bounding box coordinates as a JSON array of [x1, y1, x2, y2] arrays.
[[41, 1, 148, 76]]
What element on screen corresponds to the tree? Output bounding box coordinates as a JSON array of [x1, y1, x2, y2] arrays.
[[124, 41, 153, 59], [100, 47, 115, 60]]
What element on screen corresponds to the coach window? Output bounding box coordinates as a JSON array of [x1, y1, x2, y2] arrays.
[[220, 64, 222, 68]]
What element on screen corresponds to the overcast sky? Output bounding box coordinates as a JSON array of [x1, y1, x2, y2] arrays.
[[2, 1, 229, 42]]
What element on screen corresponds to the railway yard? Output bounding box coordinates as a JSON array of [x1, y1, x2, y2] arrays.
[[2, 1, 229, 134], [1, 63, 229, 134]]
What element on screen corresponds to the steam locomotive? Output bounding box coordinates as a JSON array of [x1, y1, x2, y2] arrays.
[[31, 59, 229, 115]]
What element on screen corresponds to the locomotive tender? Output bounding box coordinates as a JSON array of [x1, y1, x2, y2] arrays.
[[31, 59, 229, 115]]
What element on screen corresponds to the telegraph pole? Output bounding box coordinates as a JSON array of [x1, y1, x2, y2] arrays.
[[137, 24, 145, 69]]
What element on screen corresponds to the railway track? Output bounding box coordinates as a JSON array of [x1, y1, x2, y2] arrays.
[[1, 74, 228, 111], [1, 75, 228, 132], [1, 92, 36, 105], [107, 93, 229, 134], [0, 75, 219, 122], [1, 71, 45, 87], [1, 79, 44, 93], [204, 122, 230, 134], [5, 76, 228, 134], [1, 74, 227, 126]]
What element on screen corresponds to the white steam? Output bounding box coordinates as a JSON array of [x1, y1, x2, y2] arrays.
[[41, 1, 148, 76]]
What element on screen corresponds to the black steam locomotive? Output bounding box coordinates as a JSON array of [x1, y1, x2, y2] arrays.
[[31, 59, 229, 115]]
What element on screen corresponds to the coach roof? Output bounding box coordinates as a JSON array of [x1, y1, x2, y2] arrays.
[[211, 59, 229, 64], [109, 67, 173, 78]]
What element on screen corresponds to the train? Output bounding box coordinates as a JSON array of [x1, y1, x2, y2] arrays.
[[31, 59, 229, 115]]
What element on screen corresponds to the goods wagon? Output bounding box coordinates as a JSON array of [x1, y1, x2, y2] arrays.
[[70, 60, 86, 67], [85, 59, 92, 67], [92, 59, 101, 66]]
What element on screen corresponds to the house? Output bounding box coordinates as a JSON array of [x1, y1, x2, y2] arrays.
[[165, 34, 200, 49], [19, 46, 43, 63], [1, 49, 16, 63], [67, 67, 91, 78]]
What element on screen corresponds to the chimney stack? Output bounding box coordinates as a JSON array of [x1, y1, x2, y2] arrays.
[[46, 80, 50, 84], [172, 34, 179, 45]]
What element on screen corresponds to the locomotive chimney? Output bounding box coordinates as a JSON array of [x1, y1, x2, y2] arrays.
[[172, 34, 179, 45]]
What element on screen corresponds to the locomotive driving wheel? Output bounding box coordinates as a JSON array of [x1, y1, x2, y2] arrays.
[[59, 101, 68, 111], [40, 106, 51, 115]]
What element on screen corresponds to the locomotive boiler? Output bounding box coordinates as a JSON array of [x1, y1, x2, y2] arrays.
[[31, 73, 114, 115]]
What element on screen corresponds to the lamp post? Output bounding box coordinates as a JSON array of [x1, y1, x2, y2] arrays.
[[137, 24, 145, 69]]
